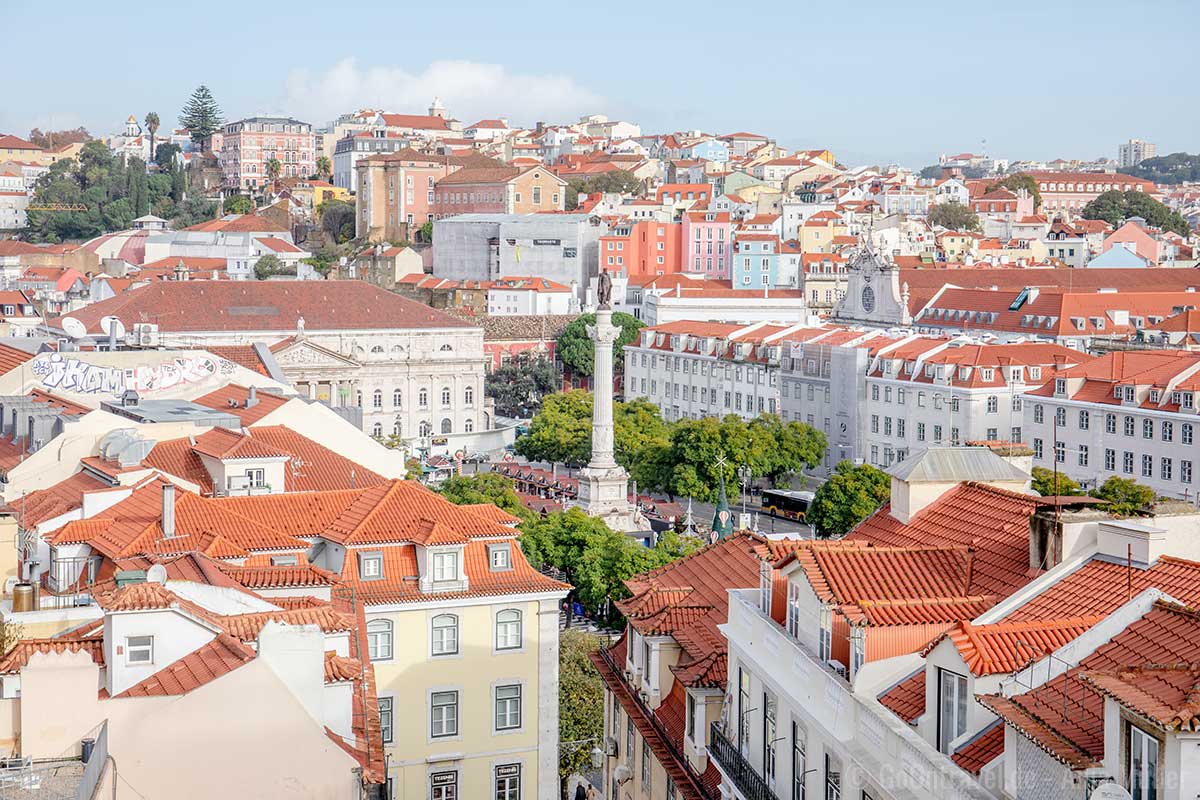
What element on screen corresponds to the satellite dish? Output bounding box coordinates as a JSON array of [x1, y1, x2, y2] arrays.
[[100, 316, 127, 339], [1090, 784, 1133, 800], [61, 317, 87, 339], [146, 564, 168, 585]]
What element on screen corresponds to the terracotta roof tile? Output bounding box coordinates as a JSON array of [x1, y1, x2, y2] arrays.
[[324, 651, 362, 683], [0, 638, 105, 674], [952, 721, 1005, 775], [1003, 555, 1200, 622], [925, 616, 1104, 676], [116, 633, 256, 697], [878, 668, 925, 724]]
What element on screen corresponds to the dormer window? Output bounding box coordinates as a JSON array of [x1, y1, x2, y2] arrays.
[[981, 368, 995, 382], [1150, 390, 1160, 403], [1055, 378, 1067, 395], [1029, 367, 1041, 380], [271, 555, 298, 567], [489, 543, 512, 571], [359, 551, 384, 580], [126, 635, 154, 665], [433, 551, 459, 582]]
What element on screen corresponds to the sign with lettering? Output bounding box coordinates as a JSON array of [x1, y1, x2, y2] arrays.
[[29, 353, 219, 396]]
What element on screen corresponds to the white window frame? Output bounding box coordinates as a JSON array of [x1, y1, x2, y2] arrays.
[[367, 619, 393, 661], [494, 683, 522, 731], [495, 609, 523, 651], [430, 690, 459, 738], [125, 635, 153, 665], [431, 613, 459, 657]]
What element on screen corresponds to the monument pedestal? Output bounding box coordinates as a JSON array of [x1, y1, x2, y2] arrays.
[[578, 464, 643, 532]]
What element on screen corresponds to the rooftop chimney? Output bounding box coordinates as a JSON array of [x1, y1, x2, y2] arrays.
[[245, 386, 259, 409], [162, 483, 176, 538]]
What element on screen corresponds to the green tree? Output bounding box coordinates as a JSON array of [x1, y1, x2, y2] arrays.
[[485, 356, 561, 418], [985, 173, 1042, 209], [1082, 190, 1191, 237], [254, 253, 282, 280], [436, 472, 528, 518], [557, 630, 604, 797], [418, 220, 433, 242], [1030, 466, 1081, 497], [171, 197, 219, 229], [748, 414, 828, 487], [565, 169, 641, 210], [265, 158, 282, 185], [613, 398, 670, 468], [25, 141, 155, 241], [315, 155, 332, 182], [515, 390, 594, 467], [557, 312, 643, 378], [144, 112, 160, 164], [807, 461, 890, 537], [1089, 477, 1157, 516], [224, 194, 253, 215], [928, 201, 981, 232], [1126, 152, 1200, 185], [179, 85, 223, 144], [318, 199, 357, 243], [154, 142, 181, 168]]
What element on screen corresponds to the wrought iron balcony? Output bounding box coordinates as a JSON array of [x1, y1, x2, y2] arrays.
[[708, 721, 780, 800]]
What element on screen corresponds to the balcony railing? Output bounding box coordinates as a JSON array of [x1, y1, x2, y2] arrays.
[[708, 721, 779, 800]]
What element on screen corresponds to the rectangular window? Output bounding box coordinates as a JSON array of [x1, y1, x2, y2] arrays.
[[642, 733, 651, 789], [1034, 404, 1044, 423], [1125, 416, 1135, 436], [738, 667, 752, 754], [379, 697, 394, 743], [489, 543, 512, 571], [359, 552, 383, 580], [937, 669, 968, 753], [1142, 454, 1154, 478], [763, 691, 777, 783], [494, 764, 521, 800], [1161, 458, 1173, 481], [1079, 410, 1089, 430], [1078, 444, 1089, 467], [1185, 424, 1195, 445], [495, 684, 522, 730], [431, 691, 459, 737], [430, 771, 458, 800], [1162, 421, 1173, 442], [792, 720, 806, 800], [126, 635, 153, 664], [1124, 451, 1135, 474], [1105, 449, 1116, 471], [916, 423, 926, 441], [1143, 418, 1154, 439], [1183, 460, 1193, 484], [433, 551, 458, 582]]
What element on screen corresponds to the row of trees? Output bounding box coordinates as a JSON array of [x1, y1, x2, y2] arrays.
[[514, 391, 828, 501], [1125, 152, 1200, 185]]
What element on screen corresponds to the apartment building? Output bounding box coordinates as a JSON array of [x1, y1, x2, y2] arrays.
[[622, 321, 822, 423], [590, 532, 806, 800], [1025, 171, 1158, 216], [332, 130, 411, 191], [680, 209, 733, 278], [1024, 349, 1200, 499], [432, 165, 566, 219], [355, 148, 497, 243], [600, 220, 682, 278], [861, 341, 1091, 467], [1118, 139, 1157, 169], [219, 116, 315, 191]]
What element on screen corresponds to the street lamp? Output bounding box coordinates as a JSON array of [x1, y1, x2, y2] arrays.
[[737, 465, 752, 517]]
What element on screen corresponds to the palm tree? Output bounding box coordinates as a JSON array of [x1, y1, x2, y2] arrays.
[[315, 155, 332, 182], [144, 112, 160, 164], [265, 158, 282, 187]]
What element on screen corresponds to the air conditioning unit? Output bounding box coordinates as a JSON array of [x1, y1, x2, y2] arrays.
[[826, 659, 848, 678], [129, 323, 160, 348], [604, 736, 618, 757]]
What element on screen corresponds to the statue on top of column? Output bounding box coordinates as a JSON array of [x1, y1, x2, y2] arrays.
[[597, 271, 613, 309]]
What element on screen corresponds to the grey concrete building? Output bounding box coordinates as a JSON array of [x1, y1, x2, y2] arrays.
[[432, 214, 608, 303]]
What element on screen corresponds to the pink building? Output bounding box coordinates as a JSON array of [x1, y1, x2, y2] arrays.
[[680, 209, 733, 278], [1102, 219, 1166, 264], [220, 116, 316, 192]]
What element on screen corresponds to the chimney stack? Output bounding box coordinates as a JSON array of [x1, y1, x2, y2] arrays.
[[245, 386, 259, 409], [162, 483, 176, 538]]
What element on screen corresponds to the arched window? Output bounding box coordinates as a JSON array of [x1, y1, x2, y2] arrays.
[[418, 388, 428, 408], [441, 418, 452, 434], [393, 389, 402, 407], [464, 419, 474, 433], [367, 619, 393, 661], [372, 422, 382, 437], [392, 422, 401, 436], [464, 386, 474, 405], [370, 345, 384, 355], [441, 387, 451, 406], [356, 390, 363, 407], [372, 389, 383, 409], [431, 613, 459, 656], [439, 343, 453, 352], [496, 609, 522, 650], [419, 420, 432, 437]]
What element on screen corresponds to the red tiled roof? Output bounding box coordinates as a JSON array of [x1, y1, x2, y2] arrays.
[[116, 633, 256, 697], [183, 212, 288, 233], [846, 482, 1044, 597], [979, 600, 1200, 768], [925, 616, 1104, 676], [8, 470, 110, 528], [201, 345, 273, 376], [0, 342, 34, 375], [220, 606, 355, 641], [877, 668, 925, 724], [1003, 555, 1200, 622], [0, 638, 105, 674], [191, 385, 289, 425], [55, 280, 473, 334], [1081, 664, 1200, 731], [219, 563, 339, 589], [325, 651, 361, 683], [952, 722, 1005, 775]]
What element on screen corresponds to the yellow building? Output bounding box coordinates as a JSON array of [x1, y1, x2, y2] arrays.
[[798, 210, 848, 254]]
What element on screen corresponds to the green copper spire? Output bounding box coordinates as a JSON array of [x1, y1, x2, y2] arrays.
[[711, 461, 734, 541]]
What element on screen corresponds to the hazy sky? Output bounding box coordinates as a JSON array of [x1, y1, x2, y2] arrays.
[[4, 0, 1196, 167]]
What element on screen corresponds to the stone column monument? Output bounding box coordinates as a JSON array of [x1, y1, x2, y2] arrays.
[[577, 275, 644, 532]]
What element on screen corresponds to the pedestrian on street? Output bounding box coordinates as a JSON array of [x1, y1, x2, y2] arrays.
[[574, 782, 587, 800]]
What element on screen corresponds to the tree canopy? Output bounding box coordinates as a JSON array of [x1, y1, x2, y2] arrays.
[[1125, 152, 1200, 185], [179, 85, 224, 144], [223, 194, 253, 215], [985, 173, 1042, 209], [318, 199, 356, 243], [1089, 476, 1157, 516], [485, 356, 561, 418], [1082, 190, 1191, 236], [928, 201, 981, 232], [565, 169, 641, 210], [807, 461, 890, 537], [27, 127, 90, 150], [253, 254, 286, 280], [24, 140, 209, 241], [558, 630, 605, 791], [514, 390, 596, 467], [436, 472, 528, 518], [1030, 466, 1081, 497], [556, 312, 643, 378]]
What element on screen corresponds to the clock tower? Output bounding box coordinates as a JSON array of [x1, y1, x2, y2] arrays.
[[831, 240, 912, 327]]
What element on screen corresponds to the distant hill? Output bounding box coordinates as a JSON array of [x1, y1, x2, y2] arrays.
[[1126, 152, 1200, 184]]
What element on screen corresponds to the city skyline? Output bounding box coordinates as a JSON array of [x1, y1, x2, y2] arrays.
[[4, 0, 1196, 167]]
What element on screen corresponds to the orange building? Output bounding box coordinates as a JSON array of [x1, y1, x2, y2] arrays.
[[599, 220, 682, 277]]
